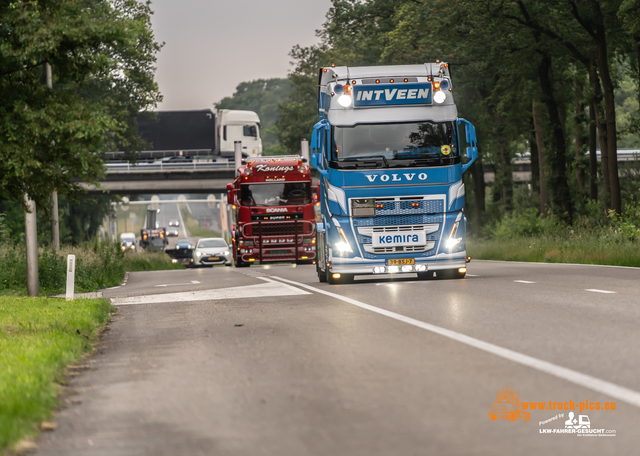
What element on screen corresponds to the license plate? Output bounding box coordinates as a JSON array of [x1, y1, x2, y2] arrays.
[[386, 258, 415, 266], [270, 250, 287, 254], [208, 256, 220, 261]]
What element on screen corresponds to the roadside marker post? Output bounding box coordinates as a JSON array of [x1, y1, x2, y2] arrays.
[[66, 255, 76, 301]]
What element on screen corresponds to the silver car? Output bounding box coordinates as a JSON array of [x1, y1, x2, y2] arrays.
[[193, 238, 232, 267]]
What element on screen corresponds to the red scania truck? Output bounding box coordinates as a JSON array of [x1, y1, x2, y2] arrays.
[[227, 156, 317, 267]]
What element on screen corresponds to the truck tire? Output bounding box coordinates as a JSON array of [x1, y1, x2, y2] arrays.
[[436, 269, 466, 279], [316, 261, 327, 282], [235, 255, 250, 268]]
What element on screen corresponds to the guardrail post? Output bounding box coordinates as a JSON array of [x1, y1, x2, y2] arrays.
[[66, 254, 75, 301], [301, 139, 310, 163], [234, 141, 242, 166]]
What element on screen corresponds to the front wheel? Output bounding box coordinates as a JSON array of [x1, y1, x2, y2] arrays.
[[436, 269, 466, 279], [316, 261, 327, 283], [235, 254, 250, 268]]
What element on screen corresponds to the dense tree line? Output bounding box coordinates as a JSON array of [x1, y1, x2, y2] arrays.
[[0, 0, 162, 244], [276, 0, 640, 233]]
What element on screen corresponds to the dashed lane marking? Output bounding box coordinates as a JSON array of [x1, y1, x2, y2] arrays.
[[270, 275, 640, 409], [514, 280, 536, 284], [111, 277, 309, 306], [585, 289, 617, 294], [154, 280, 201, 288]]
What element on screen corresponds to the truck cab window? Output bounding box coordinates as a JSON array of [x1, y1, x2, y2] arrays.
[[331, 121, 459, 167], [243, 125, 258, 137], [241, 183, 311, 206]]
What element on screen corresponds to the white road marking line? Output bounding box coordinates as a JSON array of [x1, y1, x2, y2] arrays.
[[585, 289, 617, 294], [466, 274, 479, 277], [153, 280, 202, 288], [271, 276, 640, 409], [112, 280, 310, 306], [514, 280, 536, 284]]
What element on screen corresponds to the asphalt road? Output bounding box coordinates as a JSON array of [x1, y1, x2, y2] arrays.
[[35, 261, 640, 455]]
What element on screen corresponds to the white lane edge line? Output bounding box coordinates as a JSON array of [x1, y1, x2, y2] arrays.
[[466, 274, 479, 277], [270, 276, 640, 408], [585, 289, 617, 294], [257, 276, 310, 294], [514, 280, 536, 284]]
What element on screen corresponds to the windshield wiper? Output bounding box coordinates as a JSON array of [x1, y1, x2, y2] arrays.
[[342, 155, 390, 168], [409, 157, 442, 166]]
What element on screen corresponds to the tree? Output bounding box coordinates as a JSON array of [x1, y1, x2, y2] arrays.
[[0, 0, 162, 211]]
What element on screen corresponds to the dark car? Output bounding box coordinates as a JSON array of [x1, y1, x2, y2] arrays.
[[176, 238, 192, 249]]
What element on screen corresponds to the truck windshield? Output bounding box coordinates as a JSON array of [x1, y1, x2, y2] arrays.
[[241, 182, 311, 206], [331, 121, 459, 167]]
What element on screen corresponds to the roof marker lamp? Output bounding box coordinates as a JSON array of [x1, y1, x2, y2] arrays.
[[334, 226, 353, 254], [445, 221, 462, 249]]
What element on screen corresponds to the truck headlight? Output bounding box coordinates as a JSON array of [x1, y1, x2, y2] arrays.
[[445, 221, 462, 249], [338, 94, 352, 107], [434, 90, 446, 104], [334, 226, 353, 254]]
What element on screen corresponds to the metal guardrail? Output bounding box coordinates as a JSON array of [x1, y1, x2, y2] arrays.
[[105, 161, 236, 172]]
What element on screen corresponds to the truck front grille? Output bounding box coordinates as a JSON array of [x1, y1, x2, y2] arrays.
[[363, 242, 436, 254]]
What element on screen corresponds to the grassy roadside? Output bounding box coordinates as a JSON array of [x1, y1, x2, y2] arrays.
[[468, 237, 640, 267], [0, 296, 115, 454], [122, 251, 183, 271]]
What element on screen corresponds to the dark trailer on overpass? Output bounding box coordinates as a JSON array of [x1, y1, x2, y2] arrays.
[[136, 109, 217, 158]]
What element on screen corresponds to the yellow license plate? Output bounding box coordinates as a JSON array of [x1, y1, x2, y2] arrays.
[[208, 256, 220, 261], [386, 258, 415, 266]]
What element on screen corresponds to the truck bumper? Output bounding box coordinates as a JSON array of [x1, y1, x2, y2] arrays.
[[329, 252, 467, 275]]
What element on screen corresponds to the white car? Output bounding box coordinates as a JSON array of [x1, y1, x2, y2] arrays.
[[193, 238, 232, 267], [120, 232, 137, 252]]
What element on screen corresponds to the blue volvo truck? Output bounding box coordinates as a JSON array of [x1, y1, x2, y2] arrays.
[[311, 63, 477, 284]]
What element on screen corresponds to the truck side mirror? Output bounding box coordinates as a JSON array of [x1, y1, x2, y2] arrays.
[[310, 128, 319, 169], [227, 183, 234, 205], [457, 118, 478, 174]]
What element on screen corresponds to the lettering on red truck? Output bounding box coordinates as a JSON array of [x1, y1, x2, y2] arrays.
[[266, 208, 288, 213]]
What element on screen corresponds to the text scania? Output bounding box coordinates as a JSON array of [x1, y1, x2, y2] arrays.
[[365, 173, 427, 183], [266, 207, 288, 213]]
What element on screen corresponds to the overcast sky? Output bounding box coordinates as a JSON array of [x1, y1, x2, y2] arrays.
[[149, 0, 332, 110]]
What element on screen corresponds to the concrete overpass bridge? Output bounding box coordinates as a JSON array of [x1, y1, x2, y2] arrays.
[[84, 161, 236, 194], [85, 149, 639, 194]]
